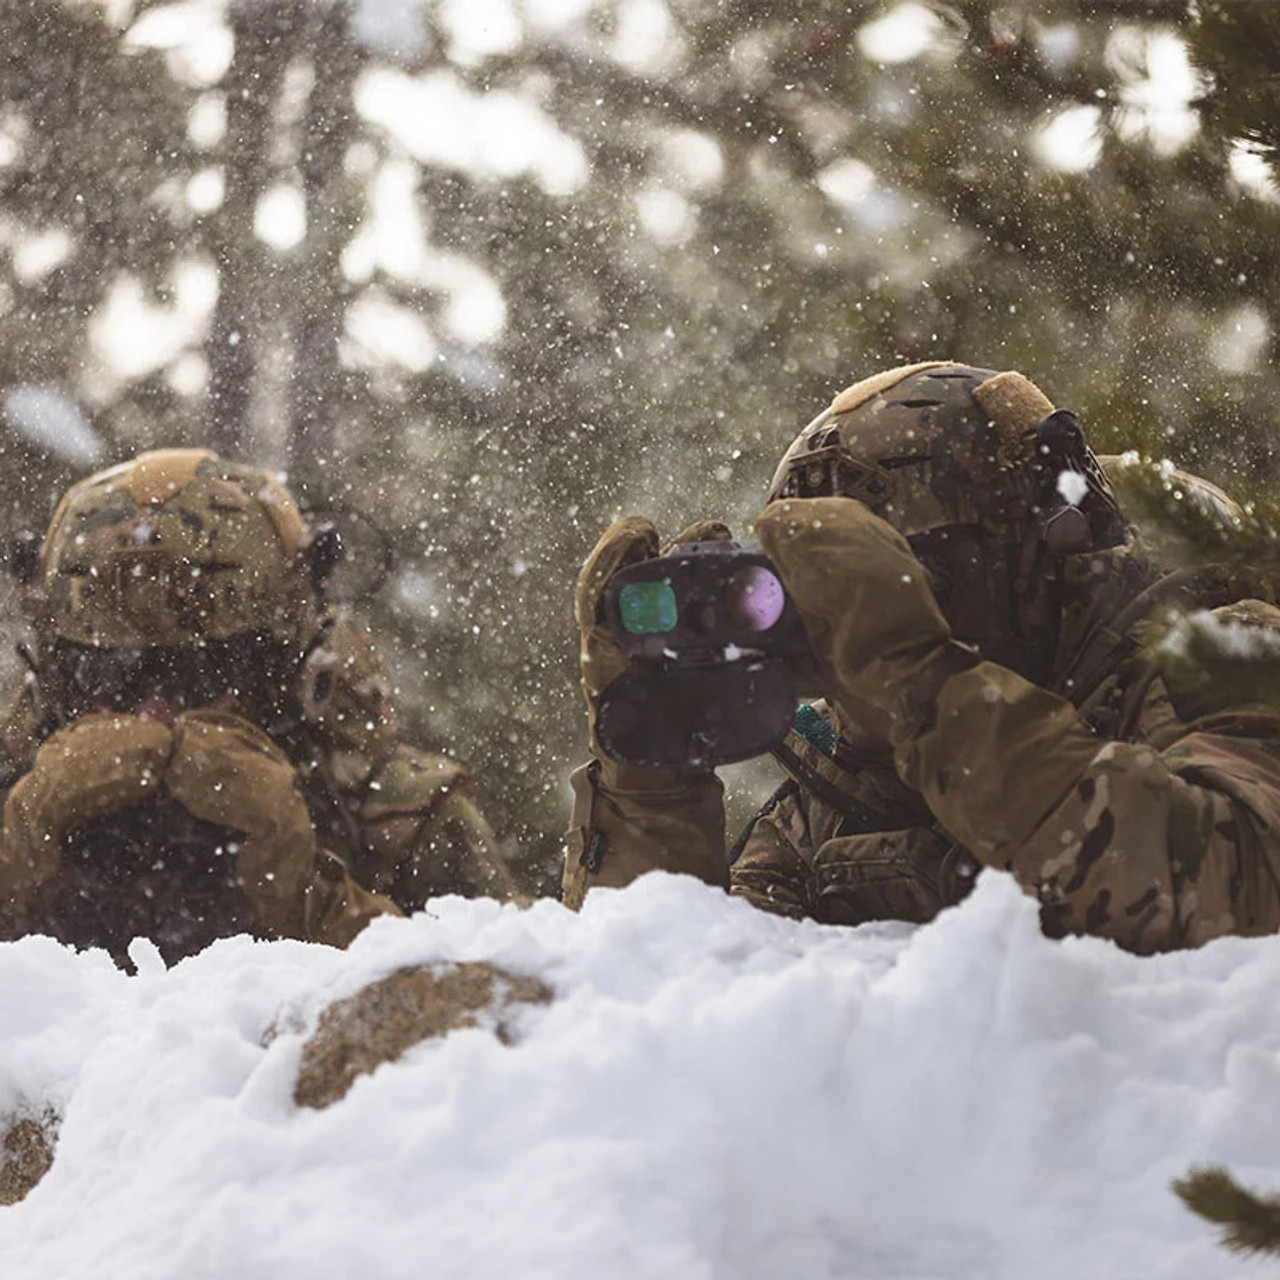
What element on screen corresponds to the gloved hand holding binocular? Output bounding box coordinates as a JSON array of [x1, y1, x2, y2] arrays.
[[565, 496, 967, 908], [564, 517, 744, 905], [566, 363, 1156, 927], [583, 499, 964, 772]]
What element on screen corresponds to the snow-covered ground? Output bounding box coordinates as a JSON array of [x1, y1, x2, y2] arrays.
[[1, 871, 1276, 1280]]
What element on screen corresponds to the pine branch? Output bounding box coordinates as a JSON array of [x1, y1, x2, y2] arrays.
[[1187, 3, 1280, 171], [1152, 609, 1280, 712], [1107, 455, 1280, 578], [1109, 457, 1280, 708], [1173, 1165, 1280, 1256]]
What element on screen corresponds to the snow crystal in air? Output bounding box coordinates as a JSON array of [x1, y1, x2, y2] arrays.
[[1057, 469, 1089, 506], [4, 387, 103, 465]]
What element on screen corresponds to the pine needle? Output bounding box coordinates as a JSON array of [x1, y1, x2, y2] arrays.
[[1107, 454, 1280, 581], [1108, 457, 1280, 711], [1150, 609, 1280, 713], [1172, 1165, 1280, 1256]]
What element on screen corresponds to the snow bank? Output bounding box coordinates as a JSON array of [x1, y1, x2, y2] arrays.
[[1, 872, 1277, 1279]]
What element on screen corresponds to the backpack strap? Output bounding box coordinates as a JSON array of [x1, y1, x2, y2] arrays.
[[768, 704, 892, 834]]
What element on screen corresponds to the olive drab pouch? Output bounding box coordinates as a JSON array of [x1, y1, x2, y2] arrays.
[[810, 826, 973, 927]]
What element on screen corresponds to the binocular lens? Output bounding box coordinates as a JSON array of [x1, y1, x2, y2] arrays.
[[618, 580, 679, 634], [726, 566, 786, 632]]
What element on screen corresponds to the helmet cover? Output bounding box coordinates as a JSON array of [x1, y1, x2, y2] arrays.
[[768, 361, 1126, 551], [36, 449, 313, 648]]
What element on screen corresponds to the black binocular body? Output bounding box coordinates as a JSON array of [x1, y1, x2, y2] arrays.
[[595, 541, 815, 768]]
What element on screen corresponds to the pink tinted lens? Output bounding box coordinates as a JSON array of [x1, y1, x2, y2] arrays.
[[727, 566, 786, 631]]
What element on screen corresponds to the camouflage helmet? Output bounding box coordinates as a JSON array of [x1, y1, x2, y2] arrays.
[[32, 449, 317, 649], [768, 361, 1127, 553], [769, 362, 1129, 681]]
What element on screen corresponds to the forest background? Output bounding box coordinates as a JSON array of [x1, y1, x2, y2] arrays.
[[0, 0, 1277, 891]]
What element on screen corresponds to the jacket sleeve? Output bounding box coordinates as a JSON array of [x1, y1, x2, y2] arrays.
[[304, 851, 402, 947], [895, 661, 1280, 953], [561, 760, 727, 908]]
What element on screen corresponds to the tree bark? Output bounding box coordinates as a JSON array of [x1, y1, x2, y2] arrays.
[[206, 2, 292, 458]]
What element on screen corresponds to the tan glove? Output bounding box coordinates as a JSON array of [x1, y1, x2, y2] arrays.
[[756, 498, 975, 740], [564, 517, 733, 906], [164, 709, 317, 938], [2, 709, 394, 950], [304, 849, 403, 949], [2, 713, 174, 915]]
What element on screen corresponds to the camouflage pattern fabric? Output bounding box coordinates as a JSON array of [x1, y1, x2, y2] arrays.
[[894, 626, 1280, 952], [290, 616, 514, 911], [565, 512, 1280, 954], [0, 614, 511, 938], [357, 747, 513, 908], [730, 705, 970, 924], [294, 615, 399, 791], [35, 449, 313, 649], [562, 360, 1280, 952], [0, 710, 398, 961], [738, 537, 1280, 952]]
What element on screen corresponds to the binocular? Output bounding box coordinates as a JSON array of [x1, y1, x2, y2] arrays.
[[595, 541, 814, 768]]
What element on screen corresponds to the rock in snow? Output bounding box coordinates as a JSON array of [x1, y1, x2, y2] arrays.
[[293, 962, 553, 1110], [0, 871, 1278, 1279], [0, 1113, 55, 1206]]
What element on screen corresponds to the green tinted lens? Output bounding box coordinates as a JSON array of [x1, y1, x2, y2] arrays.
[[618, 581, 678, 634]]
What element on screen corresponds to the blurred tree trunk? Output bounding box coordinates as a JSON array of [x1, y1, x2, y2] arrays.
[[207, 2, 292, 458], [287, 4, 363, 497]]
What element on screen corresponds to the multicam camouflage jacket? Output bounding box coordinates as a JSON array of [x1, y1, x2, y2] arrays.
[[732, 542, 1280, 953], [0, 615, 512, 956], [567, 542, 1280, 955]]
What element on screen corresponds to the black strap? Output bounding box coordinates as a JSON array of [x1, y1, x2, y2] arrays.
[[769, 735, 889, 833]]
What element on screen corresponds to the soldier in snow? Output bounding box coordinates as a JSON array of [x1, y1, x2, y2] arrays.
[[564, 361, 1280, 953], [0, 449, 511, 962]]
